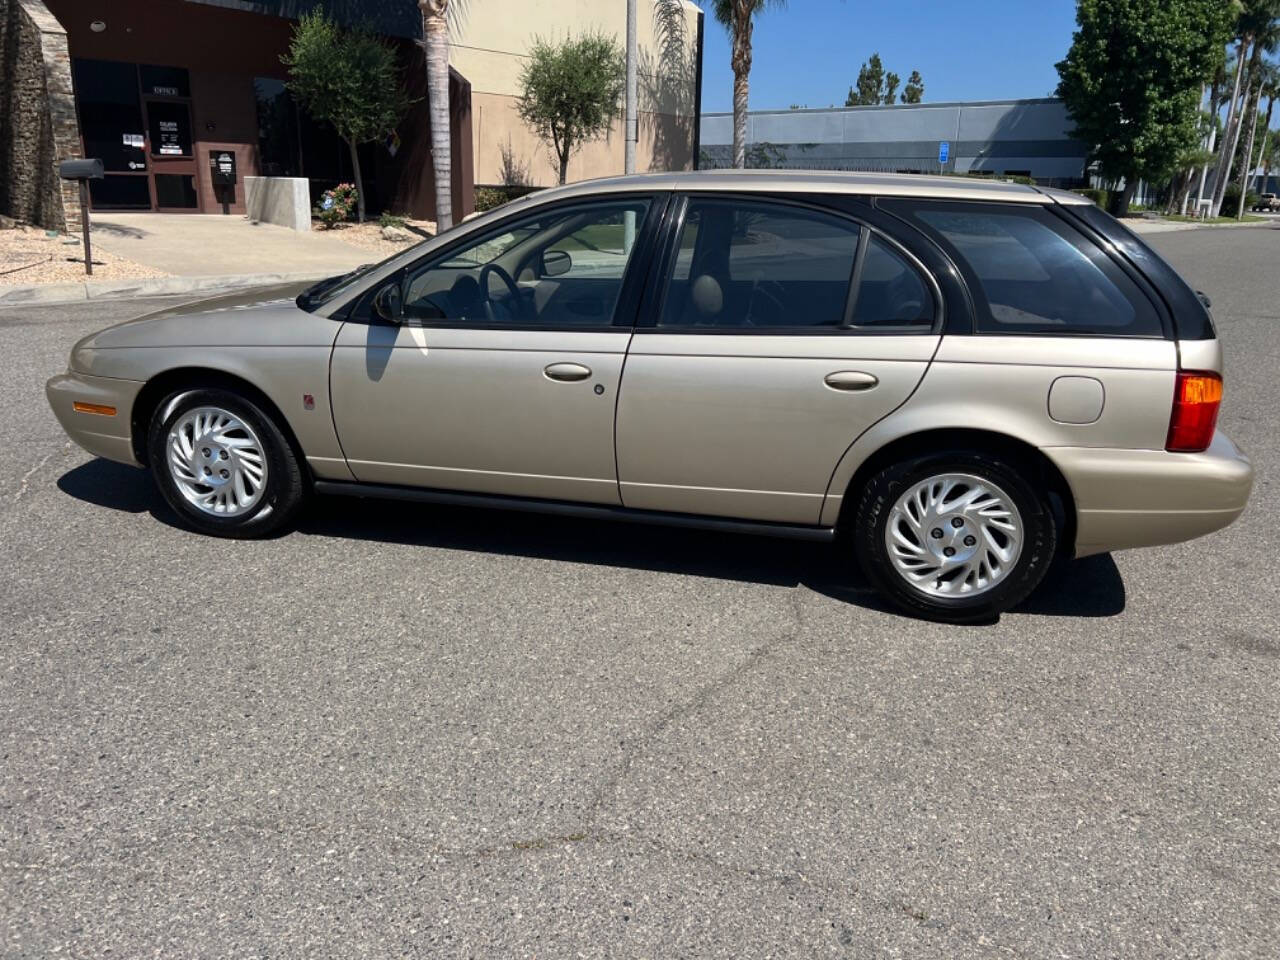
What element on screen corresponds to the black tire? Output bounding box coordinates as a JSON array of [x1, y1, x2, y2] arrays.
[[147, 387, 307, 538], [851, 451, 1056, 623]]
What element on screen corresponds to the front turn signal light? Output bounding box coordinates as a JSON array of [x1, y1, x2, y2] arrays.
[[1166, 371, 1222, 453], [73, 402, 116, 416]]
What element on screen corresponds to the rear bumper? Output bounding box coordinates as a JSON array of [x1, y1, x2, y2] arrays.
[[46, 371, 145, 467], [1047, 431, 1254, 557]]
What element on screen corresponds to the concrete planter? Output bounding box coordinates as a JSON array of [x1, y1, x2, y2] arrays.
[[245, 177, 312, 232]]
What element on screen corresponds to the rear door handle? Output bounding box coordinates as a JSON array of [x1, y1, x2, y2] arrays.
[[824, 371, 879, 392], [544, 362, 593, 382]]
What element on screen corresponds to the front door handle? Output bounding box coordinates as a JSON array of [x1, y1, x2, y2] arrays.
[[824, 371, 879, 392], [544, 362, 593, 382]]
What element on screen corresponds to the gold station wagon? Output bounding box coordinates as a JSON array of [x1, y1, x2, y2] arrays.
[[47, 171, 1254, 622]]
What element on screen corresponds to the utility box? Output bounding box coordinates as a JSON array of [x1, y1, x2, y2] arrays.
[[210, 151, 237, 185], [209, 151, 237, 213]]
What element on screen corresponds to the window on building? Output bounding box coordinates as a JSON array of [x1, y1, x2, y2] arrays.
[[139, 65, 191, 99], [254, 78, 302, 177]]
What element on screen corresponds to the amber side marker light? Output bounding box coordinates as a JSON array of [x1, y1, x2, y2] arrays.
[[72, 402, 117, 416], [1166, 370, 1222, 453]]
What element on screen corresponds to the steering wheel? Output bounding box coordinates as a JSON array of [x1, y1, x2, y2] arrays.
[[478, 263, 533, 324]]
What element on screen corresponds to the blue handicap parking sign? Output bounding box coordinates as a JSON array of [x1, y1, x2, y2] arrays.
[[938, 141, 950, 165]]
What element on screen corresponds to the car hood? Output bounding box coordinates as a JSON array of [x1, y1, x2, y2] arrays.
[[72, 283, 340, 359]]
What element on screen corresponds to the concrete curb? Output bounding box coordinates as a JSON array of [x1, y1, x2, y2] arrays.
[[0, 271, 330, 308]]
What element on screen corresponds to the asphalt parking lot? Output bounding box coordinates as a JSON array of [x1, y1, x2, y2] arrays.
[[2, 224, 1277, 958]]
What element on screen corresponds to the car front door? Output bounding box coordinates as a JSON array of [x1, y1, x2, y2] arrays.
[[614, 194, 942, 525], [330, 195, 660, 504]]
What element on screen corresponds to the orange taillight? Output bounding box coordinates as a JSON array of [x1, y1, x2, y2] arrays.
[[1166, 371, 1222, 453]]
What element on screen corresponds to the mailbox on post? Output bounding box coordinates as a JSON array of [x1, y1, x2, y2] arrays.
[[209, 150, 237, 214], [58, 158, 104, 276]]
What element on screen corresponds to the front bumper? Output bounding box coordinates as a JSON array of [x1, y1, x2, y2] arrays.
[[46, 371, 145, 467], [1047, 431, 1254, 557]]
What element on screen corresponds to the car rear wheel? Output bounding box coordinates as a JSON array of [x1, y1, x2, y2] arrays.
[[147, 387, 307, 538], [852, 452, 1056, 623]]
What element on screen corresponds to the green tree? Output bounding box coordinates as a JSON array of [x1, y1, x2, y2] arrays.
[[713, 1, 787, 168], [883, 71, 901, 105], [901, 70, 925, 104], [1056, 0, 1236, 216], [517, 32, 625, 185], [856, 53, 886, 105], [282, 10, 411, 223]]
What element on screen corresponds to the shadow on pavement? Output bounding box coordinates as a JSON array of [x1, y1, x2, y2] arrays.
[[90, 220, 149, 240], [57, 459, 1126, 620]]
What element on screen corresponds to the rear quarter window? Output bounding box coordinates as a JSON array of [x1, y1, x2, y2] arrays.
[[882, 200, 1164, 337]]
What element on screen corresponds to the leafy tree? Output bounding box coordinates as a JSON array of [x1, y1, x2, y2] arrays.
[[883, 71, 901, 105], [282, 10, 411, 223], [418, 0, 467, 230], [1056, 0, 1236, 216], [713, 1, 787, 168], [517, 32, 625, 185], [901, 70, 925, 103]]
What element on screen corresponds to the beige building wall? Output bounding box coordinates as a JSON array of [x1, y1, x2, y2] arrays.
[[450, 0, 701, 187]]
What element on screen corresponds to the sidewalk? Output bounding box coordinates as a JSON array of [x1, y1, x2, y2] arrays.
[[91, 213, 371, 276], [0, 213, 376, 307]]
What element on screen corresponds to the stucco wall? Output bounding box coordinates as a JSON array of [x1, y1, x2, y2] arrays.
[[0, 0, 81, 231], [453, 0, 701, 186]]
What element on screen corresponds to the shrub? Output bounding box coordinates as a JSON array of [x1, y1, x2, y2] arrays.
[[315, 183, 358, 227], [1223, 183, 1259, 213], [1072, 188, 1111, 209], [474, 187, 510, 212], [378, 212, 408, 229]]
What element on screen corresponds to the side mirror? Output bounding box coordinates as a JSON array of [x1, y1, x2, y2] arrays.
[[372, 281, 403, 323], [543, 249, 572, 278]]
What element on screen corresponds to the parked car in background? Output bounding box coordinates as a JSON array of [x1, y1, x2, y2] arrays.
[[1252, 193, 1280, 212], [47, 171, 1254, 622]]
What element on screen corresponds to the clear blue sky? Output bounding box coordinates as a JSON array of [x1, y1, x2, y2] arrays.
[[694, 0, 1080, 112]]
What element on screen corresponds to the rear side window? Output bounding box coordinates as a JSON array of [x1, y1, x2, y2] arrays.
[[660, 198, 858, 328], [658, 197, 934, 331], [886, 201, 1162, 337]]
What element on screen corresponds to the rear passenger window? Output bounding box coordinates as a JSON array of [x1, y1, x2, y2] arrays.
[[848, 236, 932, 328], [659, 199, 859, 329], [892, 202, 1162, 337]]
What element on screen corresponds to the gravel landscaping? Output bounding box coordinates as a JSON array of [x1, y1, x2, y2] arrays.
[[312, 218, 435, 259], [0, 225, 168, 286]]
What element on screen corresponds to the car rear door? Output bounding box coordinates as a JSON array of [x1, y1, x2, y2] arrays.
[[614, 194, 943, 526]]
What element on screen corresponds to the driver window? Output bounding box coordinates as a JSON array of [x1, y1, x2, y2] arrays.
[[401, 199, 651, 327], [658, 199, 862, 329]]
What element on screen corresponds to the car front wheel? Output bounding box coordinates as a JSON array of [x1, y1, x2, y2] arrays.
[[853, 452, 1056, 623], [147, 387, 307, 538]]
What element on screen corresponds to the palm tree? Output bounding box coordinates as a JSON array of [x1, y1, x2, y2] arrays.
[[1249, 62, 1279, 192], [419, 0, 467, 231], [712, 1, 786, 169], [1211, 0, 1280, 216], [1234, 23, 1280, 216]]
